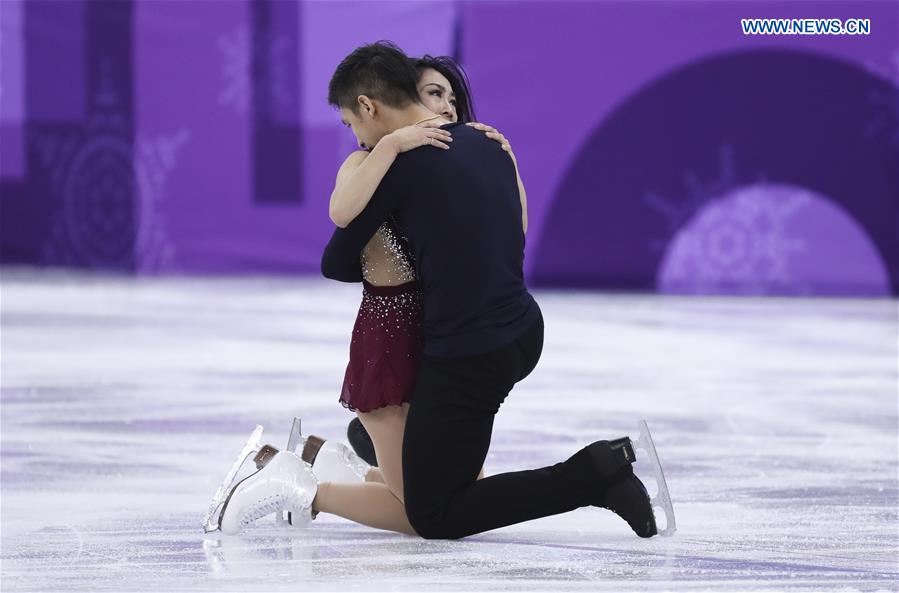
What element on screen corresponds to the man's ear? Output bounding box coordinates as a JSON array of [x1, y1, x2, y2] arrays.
[[357, 95, 375, 117]]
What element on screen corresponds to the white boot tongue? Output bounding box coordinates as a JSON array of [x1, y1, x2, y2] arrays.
[[310, 441, 370, 484]]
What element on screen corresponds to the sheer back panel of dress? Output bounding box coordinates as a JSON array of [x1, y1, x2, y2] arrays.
[[360, 220, 416, 286]]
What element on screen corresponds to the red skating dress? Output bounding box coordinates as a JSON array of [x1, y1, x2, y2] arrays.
[[339, 219, 424, 413]]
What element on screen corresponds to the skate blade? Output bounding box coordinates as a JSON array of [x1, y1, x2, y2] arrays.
[[203, 425, 264, 533], [275, 417, 303, 526], [634, 420, 676, 537]]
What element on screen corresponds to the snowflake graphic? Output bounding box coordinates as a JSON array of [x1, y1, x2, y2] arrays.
[[657, 185, 811, 295], [644, 145, 816, 295], [134, 128, 190, 272], [863, 49, 899, 146], [217, 27, 251, 115], [644, 144, 741, 256], [216, 25, 296, 117]]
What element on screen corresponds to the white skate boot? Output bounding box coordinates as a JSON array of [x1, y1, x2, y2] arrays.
[[217, 449, 318, 535], [248, 434, 369, 528], [202, 420, 371, 534], [203, 424, 318, 534]]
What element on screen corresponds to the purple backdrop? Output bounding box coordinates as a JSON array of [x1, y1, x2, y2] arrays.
[[1, 0, 896, 296]]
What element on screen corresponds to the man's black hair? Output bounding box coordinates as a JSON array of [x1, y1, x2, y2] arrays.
[[328, 41, 421, 114]]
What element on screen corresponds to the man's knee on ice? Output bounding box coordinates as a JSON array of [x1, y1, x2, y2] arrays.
[[407, 512, 461, 540]]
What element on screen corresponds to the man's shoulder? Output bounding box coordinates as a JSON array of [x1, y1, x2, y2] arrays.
[[443, 121, 491, 143], [441, 121, 470, 134], [390, 122, 502, 181], [403, 123, 492, 160]]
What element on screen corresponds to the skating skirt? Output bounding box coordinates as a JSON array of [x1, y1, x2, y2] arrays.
[[339, 280, 424, 413]]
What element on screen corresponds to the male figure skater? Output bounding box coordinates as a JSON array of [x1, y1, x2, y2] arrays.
[[319, 42, 666, 539]]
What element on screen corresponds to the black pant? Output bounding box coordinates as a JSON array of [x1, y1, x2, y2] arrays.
[[402, 310, 603, 539]]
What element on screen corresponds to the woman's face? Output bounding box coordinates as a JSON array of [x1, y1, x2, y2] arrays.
[[417, 68, 458, 122]]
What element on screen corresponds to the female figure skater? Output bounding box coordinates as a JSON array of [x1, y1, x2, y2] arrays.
[[309, 55, 527, 534]]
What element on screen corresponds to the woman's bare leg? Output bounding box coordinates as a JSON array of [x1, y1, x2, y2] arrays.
[[310, 405, 412, 535], [313, 481, 416, 535], [357, 404, 411, 502], [311, 403, 484, 535]]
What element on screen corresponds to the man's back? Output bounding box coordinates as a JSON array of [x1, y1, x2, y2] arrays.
[[387, 122, 538, 357]]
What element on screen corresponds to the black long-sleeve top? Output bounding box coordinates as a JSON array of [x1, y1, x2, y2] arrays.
[[322, 122, 539, 358]]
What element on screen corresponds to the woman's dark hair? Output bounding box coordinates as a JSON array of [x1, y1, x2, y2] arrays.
[[413, 55, 476, 123], [328, 41, 421, 114]]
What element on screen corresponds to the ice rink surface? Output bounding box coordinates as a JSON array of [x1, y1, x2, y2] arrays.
[[1, 271, 896, 592]]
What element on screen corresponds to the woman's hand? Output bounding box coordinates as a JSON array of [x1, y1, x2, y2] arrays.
[[384, 123, 452, 154], [467, 122, 512, 153]]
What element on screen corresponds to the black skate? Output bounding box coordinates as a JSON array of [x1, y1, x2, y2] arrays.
[[347, 417, 378, 467], [588, 421, 676, 538]]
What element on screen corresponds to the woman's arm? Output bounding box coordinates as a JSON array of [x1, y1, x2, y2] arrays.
[[466, 122, 528, 234], [508, 150, 528, 235], [322, 164, 407, 282], [329, 145, 392, 228], [330, 124, 452, 228]]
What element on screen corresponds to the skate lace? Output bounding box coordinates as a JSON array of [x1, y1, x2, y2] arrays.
[[241, 494, 285, 526]]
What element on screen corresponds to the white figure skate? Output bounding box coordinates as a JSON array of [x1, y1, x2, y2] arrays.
[[204, 421, 319, 533], [217, 449, 318, 535], [203, 419, 372, 533], [633, 420, 677, 537]]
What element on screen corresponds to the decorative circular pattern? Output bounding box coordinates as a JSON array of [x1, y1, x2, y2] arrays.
[[63, 136, 137, 268]]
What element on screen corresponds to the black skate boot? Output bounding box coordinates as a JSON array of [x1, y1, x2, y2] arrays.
[[347, 417, 378, 467], [588, 437, 657, 538]]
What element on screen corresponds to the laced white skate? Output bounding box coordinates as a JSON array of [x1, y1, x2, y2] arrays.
[[217, 449, 318, 535], [203, 419, 372, 533], [633, 420, 676, 537]]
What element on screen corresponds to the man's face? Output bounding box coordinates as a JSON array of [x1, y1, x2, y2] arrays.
[[340, 105, 385, 151]]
